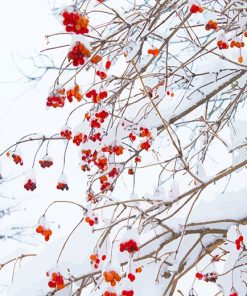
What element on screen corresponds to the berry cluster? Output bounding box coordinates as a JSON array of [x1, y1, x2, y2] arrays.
[[80, 149, 97, 171], [68, 42, 91, 66], [103, 270, 121, 287], [230, 40, 245, 48], [73, 132, 87, 146], [120, 239, 139, 253], [108, 167, 119, 178], [89, 111, 109, 128], [205, 20, 218, 31], [217, 40, 229, 50], [46, 88, 65, 108], [89, 132, 102, 142], [39, 156, 53, 168], [147, 48, 160, 56], [66, 84, 82, 102], [235, 234, 244, 250], [56, 174, 69, 191], [99, 175, 111, 192], [47, 272, 65, 290], [62, 11, 89, 34], [195, 272, 218, 283], [139, 127, 151, 138], [140, 141, 151, 151], [85, 215, 98, 226], [96, 70, 107, 80], [102, 145, 124, 156], [190, 4, 203, 13], [86, 89, 108, 103], [24, 179, 36, 191], [6, 151, 23, 165], [56, 182, 69, 191], [90, 253, 106, 269], [36, 224, 52, 241], [60, 126, 72, 140]]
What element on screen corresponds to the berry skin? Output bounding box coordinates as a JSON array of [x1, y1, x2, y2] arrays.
[[135, 266, 142, 273]]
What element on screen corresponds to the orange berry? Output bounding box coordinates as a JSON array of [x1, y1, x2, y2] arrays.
[[36, 225, 43, 233], [52, 272, 57, 280], [128, 168, 134, 175], [85, 217, 91, 223], [90, 254, 97, 261], [91, 55, 102, 64], [238, 56, 244, 64], [57, 283, 65, 290]]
